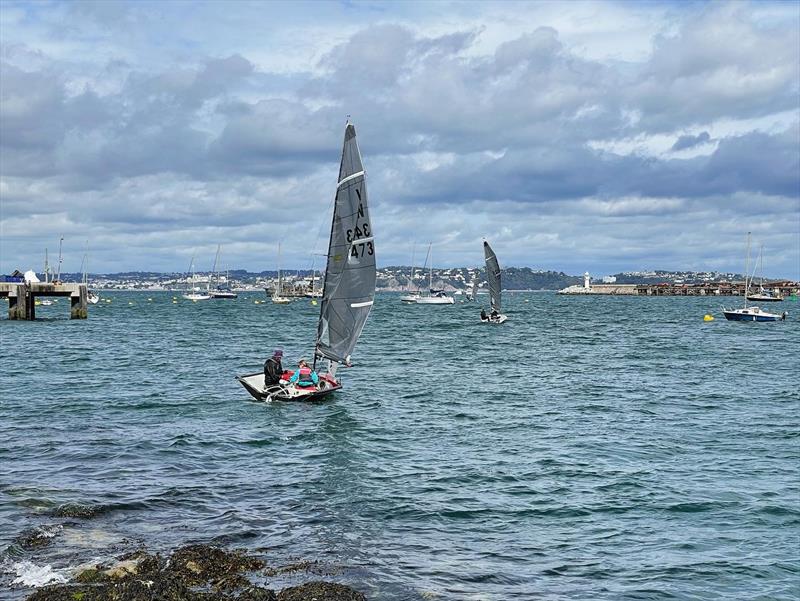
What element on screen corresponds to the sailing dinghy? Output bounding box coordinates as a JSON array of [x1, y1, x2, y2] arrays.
[[237, 121, 376, 401], [480, 240, 507, 324]]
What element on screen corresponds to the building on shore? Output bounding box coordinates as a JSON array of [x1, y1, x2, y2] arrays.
[[558, 272, 638, 295]]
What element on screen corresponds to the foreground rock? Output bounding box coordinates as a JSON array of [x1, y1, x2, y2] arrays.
[[26, 544, 366, 601]]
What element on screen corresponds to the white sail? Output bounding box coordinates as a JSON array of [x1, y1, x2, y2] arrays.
[[315, 122, 376, 366]]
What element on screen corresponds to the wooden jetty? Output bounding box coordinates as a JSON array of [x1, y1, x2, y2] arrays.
[[0, 282, 89, 320]]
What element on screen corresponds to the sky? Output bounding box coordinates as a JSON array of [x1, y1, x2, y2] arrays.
[[1, 0, 798, 278]]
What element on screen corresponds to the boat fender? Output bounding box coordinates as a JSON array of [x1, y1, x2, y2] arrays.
[[703, 314, 714, 321]]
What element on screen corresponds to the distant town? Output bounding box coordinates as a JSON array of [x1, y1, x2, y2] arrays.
[[39, 267, 762, 292]]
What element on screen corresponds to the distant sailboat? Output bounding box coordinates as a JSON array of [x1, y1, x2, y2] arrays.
[[413, 244, 454, 304], [81, 242, 100, 304], [746, 244, 782, 303], [400, 243, 421, 303], [209, 244, 238, 299], [723, 233, 785, 322], [182, 253, 211, 301], [466, 278, 478, 302], [238, 121, 377, 401], [269, 242, 292, 304], [480, 240, 507, 323]]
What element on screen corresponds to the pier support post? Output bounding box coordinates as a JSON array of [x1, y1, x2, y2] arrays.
[[7, 285, 28, 320], [71, 284, 88, 319]]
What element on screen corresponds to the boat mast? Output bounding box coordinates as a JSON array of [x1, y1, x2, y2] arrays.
[[743, 232, 751, 309], [55, 236, 64, 283], [759, 244, 765, 292], [428, 243, 433, 291], [277, 242, 282, 297], [212, 244, 221, 290], [44, 248, 49, 284], [409, 243, 416, 292]]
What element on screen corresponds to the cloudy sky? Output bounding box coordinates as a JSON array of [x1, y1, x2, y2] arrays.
[[1, 0, 798, 278]]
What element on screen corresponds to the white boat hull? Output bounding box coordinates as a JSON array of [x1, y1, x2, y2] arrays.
[[481, 314, 507, 324], [400, 294, 420, 302], [182, 294, 211, 301], [414, 296, 454, 305]]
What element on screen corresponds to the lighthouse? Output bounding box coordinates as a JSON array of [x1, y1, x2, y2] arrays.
[[584, 272, 591, 290]]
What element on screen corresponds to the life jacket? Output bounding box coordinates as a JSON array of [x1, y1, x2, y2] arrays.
[[297, 366, 315, 387]]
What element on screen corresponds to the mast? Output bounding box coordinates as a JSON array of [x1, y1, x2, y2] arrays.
[[409, 243, 416, 292], [44, 248, 49, 284], [55, 236, 64, 283], [212, 244, 221, 289], [759, 244, 765, 291], [428, 243, 433, 291], [744, 232, 751, 308], [277, 242, 282, 296], [82, 240, 89, 286]]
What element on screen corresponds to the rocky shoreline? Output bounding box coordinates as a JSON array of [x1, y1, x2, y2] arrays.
[[22, 543, 366, 601]]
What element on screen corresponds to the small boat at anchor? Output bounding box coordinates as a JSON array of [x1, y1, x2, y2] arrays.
[[724, 233, 786, 322], [480, 240, 507, 324], [209, 246, 238, 299], [237, 121, 376, 401], [182, 254, 211, 301], [413, 244, 454, 305], [746, 244, 783, 303]]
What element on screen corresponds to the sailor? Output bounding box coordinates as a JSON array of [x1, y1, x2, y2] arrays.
[[480, 308, 488, 321], [490, 309, 499, 321], [288, 359, 319, 388], [264, 348, 284, 386]]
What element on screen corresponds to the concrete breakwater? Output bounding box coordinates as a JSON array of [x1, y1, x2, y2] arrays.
[[559, 280, 799, 297]]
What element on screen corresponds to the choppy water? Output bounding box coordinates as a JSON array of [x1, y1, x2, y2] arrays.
[[1, 291, 798, 599]]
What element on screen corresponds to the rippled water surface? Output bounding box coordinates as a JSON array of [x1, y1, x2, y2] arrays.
[[1, 291, 799, 599]]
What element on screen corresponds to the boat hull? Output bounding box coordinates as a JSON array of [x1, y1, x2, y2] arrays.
[[746, 295, 783, 302], [414, 296, 454, 304], [236, 372, 341, 402], [723, 308, 784, 322], [481, 314, 508, 324]]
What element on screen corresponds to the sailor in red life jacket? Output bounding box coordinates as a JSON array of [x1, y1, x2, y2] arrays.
[[288, 359, 319, 388]]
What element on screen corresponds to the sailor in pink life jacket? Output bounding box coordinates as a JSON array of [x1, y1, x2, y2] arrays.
[[288, 359, 319, 388]]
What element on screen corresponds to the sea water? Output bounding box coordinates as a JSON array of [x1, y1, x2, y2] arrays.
[[1, 291, 798, 599]]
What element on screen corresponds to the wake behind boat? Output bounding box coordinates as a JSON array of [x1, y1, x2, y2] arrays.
[[480, 240, 507, 323], [237, 121, 376, 401]]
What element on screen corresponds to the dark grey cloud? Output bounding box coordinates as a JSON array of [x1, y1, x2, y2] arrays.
[[671, 131, 711, 151]]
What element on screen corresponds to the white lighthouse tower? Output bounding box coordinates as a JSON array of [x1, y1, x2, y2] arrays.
[[584, 272, 591, 291]]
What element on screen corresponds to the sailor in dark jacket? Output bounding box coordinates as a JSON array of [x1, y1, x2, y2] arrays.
[[264, 348, 284, 386]]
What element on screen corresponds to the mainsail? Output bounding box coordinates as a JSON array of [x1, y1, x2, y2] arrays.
[[484, 240, 501, 312], [315, 122, 376, 367]]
